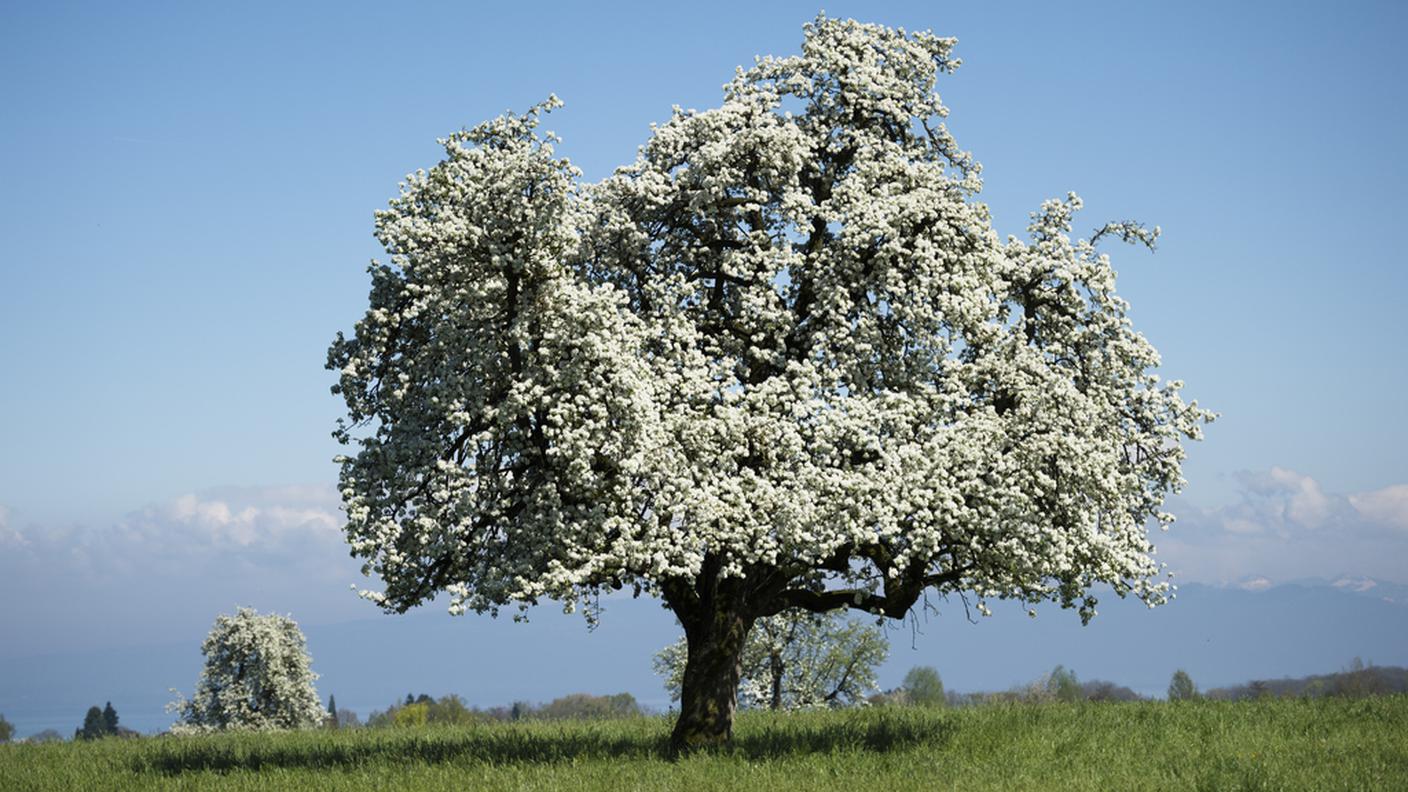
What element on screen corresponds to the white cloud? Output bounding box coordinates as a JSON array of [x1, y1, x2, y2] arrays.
[[1332, 576, 1378, 593], [136, 489, 339, 549], [1227, 467, 1338, 532], [0, 485, 368, 657], [1349, 484, 1408, 531], [6, 471, 1407, 658], [1158, 469, 1408, 586], [1222, 517, 1264, 535]]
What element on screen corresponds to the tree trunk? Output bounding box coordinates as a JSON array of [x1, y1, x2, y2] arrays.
[[769, 651, 784, 710], [668, 607, 752, 754]]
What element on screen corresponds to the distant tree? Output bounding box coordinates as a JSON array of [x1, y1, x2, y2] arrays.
[[427, 695, 481, 725], [656, 610, 887, 711], [1083, 680, 1142, 702], [902, 666, 946, 707], [326, 695, 338, 727], [169, 607, 325, 732], [365, 703, 395, 728], [1301, 678, 1329, 698], [392, 703, 429, 727], [1332, 657, 1389, 698], [0, 713, 13, 743], [536, 692, 642, 721], [102, 702, 119, 735], [1204, 663, 1408, 701], [76, 706, 105, 740], [335, 708, 361, 728], [368, 694, 485, 728], [1046, 665, 1082, 703], [1168, 669, 1199, 701], [27, 729, 63, 744]]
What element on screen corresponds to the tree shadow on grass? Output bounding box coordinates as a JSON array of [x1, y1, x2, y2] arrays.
[[137, 711, 952, 775], [136, 727, 664, 775], [732, 710, 952, 760]]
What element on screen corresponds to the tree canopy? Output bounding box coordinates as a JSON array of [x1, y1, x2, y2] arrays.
[[1168, 669, 1199, 701], [76, 706, 105, 741], [902, 666, 946, 707], [329, 14, 1211, 751], [1045, 665, 1083, 703], [170, 608, 325, 733]]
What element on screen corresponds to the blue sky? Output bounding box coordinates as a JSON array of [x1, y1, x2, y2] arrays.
[[2, 0, 1406, 671]]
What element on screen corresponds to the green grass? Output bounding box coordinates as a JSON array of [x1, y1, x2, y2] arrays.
[[3, 697, 1406, 791]]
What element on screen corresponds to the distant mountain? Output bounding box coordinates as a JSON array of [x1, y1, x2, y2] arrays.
[[1324, 576, 1408, 606], [1233, 575, 1408, 606], [2, 579, 1405, 738]]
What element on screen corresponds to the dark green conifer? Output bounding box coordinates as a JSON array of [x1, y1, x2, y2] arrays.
[[78, 705, 105, 740]]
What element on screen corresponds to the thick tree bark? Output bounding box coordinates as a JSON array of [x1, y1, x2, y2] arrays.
[[668, 603, 753, 753], [660, 552, 963, 752]]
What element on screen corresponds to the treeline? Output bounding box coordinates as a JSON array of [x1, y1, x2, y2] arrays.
[[888, 661, 1408, 708], [7, 662, 1405, 743], [0, 702, 138, 746], [74, 702, 138, 741], [1206, 659, 1408, 701], [870, 664, 1142, 708], [359, 691, 643, 728]]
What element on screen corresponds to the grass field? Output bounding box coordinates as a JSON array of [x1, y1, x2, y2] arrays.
[[3, 697, 1405, 791]]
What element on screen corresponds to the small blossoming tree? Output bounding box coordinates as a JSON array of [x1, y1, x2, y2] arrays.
[[170, 607, 325, 732], [655, 609, 887, 711], [329, 15, 1211, 752]]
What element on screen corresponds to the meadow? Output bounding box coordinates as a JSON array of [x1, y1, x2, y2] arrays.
[[3, 697, 1405, 791]]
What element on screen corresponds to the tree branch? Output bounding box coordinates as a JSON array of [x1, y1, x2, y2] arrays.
[[762, 566, 969, 620]]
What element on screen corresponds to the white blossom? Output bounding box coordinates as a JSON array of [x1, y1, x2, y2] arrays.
[[168, 607, 325, 733], [328, 16, 1213, 739]]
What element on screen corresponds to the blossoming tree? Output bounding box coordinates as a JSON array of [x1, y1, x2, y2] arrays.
[[170, 607, 325, 732], [328, 15, 1211, 752]]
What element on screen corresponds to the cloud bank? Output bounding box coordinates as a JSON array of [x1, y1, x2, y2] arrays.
[[4, 469, 1406, 658], [0, 486, 369, 657], [1158, 468, 1408, 587]]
